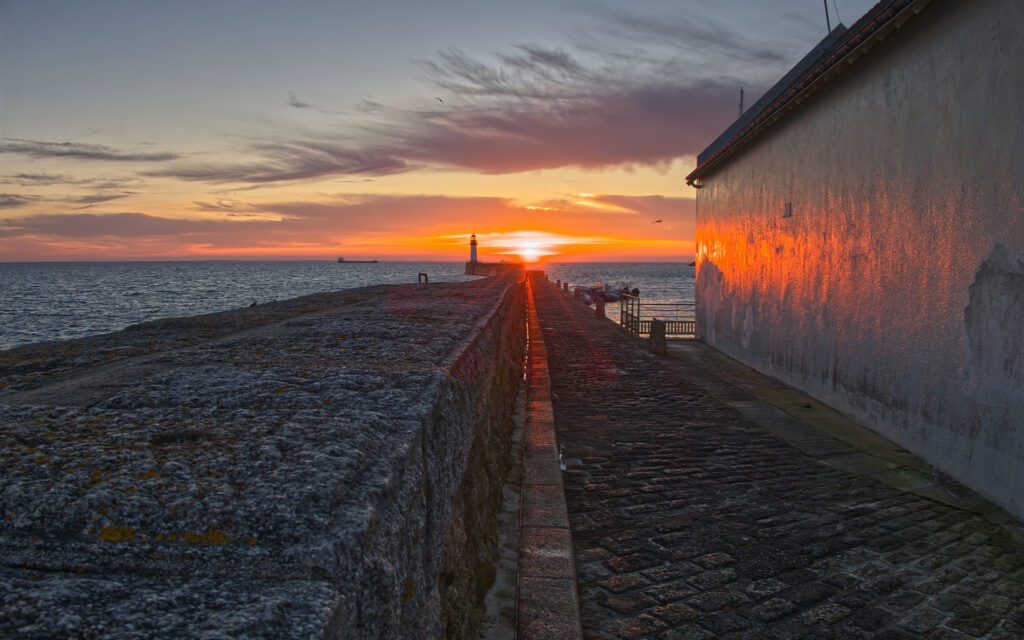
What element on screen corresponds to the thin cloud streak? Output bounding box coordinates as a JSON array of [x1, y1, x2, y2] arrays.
[[588, 7, 791, 68], [0, 194, 33, 209], [68, 193, 133, 208], [0, 173, 78, 186], [0, 138, 178, 162], [146, 141, 411, 184]]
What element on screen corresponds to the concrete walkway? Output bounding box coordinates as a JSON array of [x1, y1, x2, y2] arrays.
[[528, 273, 1024, 640]]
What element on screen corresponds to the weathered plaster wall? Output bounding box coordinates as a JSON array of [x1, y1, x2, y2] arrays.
[[695, 0, 1024, 519]]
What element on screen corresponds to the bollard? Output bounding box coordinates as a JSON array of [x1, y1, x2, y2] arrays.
[[595, 297, 605, 319], [556, 279, 561, 289], [563, 282, 569, 293], [649, 318, 667, 355], [418, 272, 428, 284]]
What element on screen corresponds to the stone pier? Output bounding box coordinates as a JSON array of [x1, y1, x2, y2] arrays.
[[528, 272, 1024, 640], [0, 277, 525, 639]]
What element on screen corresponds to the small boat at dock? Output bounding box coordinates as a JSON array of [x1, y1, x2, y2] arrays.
[[572, 282, 639, 305]]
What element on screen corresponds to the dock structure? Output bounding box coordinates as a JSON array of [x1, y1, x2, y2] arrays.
[[521, 271, 1024, 639], [1, 272, 1023, 638], [0, 278, 526, 640]]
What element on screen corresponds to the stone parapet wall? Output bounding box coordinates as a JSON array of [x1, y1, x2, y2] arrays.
[[0, 276, 525, 638]]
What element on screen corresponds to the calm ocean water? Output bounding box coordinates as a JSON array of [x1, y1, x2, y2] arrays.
[[0, 261, 694, 350], [542, 262, 695, 306]]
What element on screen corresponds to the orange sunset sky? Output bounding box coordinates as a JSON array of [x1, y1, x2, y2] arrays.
[[0, 0, 876, 263]]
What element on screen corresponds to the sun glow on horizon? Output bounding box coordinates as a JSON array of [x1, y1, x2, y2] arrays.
[[455, 230, 611, 263], [514, 243, 549, 263]]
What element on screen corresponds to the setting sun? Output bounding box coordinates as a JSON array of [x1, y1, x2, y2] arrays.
[[520, 247, 541, 262], [516, 242, 548, 263]]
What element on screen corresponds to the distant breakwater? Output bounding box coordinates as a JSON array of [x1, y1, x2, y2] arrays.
[[0, 276, 526, 639]]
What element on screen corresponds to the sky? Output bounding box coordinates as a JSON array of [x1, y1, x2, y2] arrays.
[[0, 0, 878, 262]]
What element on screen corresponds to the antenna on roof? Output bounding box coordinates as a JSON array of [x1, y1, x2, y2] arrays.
[[739, 88, 744, 118], [824, 0, 832, 32]]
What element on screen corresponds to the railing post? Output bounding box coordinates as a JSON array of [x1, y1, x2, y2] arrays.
[[555, 279, 560, 289], [563, 282, 569, 293], [595, 297, 605, 319], [649, 318, 666, 354]]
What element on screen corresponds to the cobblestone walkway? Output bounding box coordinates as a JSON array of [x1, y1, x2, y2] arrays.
[[530, 274, 1024, 640]]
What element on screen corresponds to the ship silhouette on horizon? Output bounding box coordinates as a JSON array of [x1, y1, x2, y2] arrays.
[[337, 257, 378, 264]]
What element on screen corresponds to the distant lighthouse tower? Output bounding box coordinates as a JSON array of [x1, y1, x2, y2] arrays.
[[470, 233, 478, 262]]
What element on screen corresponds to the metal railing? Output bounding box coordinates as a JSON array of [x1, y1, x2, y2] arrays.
[[620, 294, 696, 337]]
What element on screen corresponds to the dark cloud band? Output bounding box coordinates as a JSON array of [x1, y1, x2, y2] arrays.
[[0, 139, 178, 162]]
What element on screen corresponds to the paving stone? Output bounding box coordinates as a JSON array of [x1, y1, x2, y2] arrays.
[[579, 561, 614, 582], [779, 568, 821, 586], [599, 613, 667, 639], [600, 593, 656, 614], [688, 589, 744, 612], [645, 580, 700, 604], [881, 589, 926, 613], [658, 624, 716, 640], [926, 630, 973, 640], [526, 275, 1024, 640], [643, 562, 702, 582], [597, 573, 652, 594], [946, 607, 1001, 637], [897, 607, 949, 634], [801, 602, 851, 625], [746, 578, 791, 597], [687, 569, 738, 590], [845, 606, 892, 631], [873, 629, 919, 640], [823, 573, 862, 590], [975, 593, 1015, 615], [605, 553, 663, 574], [696, 553, 737, 568], [786, 582, 837, 606], [652, 603, 701, 624], [701, 611, 753, 634], [751, 597, 797, 621], [913, 579, 945, 595]]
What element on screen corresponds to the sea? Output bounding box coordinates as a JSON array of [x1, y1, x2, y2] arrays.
[[0, 261, 695, 351]]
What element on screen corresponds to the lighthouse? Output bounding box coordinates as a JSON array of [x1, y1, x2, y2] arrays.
[[470, 234, 478, 262]]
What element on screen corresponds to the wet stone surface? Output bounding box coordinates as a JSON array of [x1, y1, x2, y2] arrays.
[[529, 274, 1024, 640]]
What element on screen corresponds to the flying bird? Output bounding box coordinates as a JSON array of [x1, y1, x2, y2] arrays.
[[652, 219, 663, 224], [435, 97, 444, 104]]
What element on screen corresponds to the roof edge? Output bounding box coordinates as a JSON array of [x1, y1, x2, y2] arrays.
[[686, 0, 934, 186]]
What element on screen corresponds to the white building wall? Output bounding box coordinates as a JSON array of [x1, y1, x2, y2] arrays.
[[695, 0, 1024, 519]]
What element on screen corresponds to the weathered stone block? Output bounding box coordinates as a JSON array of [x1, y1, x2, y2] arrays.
[[0, 277, 526, 639]]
